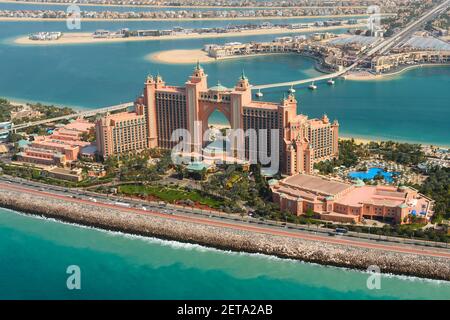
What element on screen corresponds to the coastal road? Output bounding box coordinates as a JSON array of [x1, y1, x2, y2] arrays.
[[1, 180, 449, 260], [367, 0, 450, 56]]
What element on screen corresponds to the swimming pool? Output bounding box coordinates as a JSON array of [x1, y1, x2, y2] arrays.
[[348, 167, 398, 183]]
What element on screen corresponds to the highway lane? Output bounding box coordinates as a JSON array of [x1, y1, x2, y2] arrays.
[[1, 180, 449, 259], [1, 175, 448, 250], [253, 0, 450, 90], [5, 102, 133, 133]]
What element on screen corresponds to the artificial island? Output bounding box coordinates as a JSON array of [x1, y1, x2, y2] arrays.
[[0, 0, 449, 281]]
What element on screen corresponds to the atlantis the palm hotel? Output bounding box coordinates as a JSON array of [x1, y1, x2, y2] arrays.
[[96, 64, 433, 224]]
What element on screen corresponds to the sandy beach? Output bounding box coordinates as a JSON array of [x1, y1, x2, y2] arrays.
[[340, 136, 449, 149], [150, 49, 216, 64], [339, 136, 380, 145], [149, 49, 287, 64], [2, 15, 370, 22], [14, 23, 364, 46], [344, 70, 388, 81], [345, 63, 450, 81]]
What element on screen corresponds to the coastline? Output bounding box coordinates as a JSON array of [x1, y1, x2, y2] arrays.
[[0, 14, 370, 22], [339, 136, 450, 148], [0, 0, 369, 9], [149, 49, 289, 64], [345, 63, 450, 81], [13, 24, 364, 46], [0, 187, 449, 281], [1, 95, 90, 111]]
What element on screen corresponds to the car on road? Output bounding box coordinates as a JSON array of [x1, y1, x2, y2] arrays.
[[335, 227, 348, 235]]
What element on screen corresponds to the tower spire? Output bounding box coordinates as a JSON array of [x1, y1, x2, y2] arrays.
[[240, 69, 247, 80], [195, 60, 202, 71]]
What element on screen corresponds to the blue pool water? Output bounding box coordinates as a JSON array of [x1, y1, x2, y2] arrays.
[[348, 167, 398, 183]]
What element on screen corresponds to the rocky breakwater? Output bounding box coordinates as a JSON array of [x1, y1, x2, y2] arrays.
[[0, 188, 449, 281]]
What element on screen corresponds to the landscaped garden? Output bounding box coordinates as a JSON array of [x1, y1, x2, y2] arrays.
[[117, 184, 225, 209]]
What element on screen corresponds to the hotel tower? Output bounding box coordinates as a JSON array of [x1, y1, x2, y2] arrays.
[[96, 64, 339, 175]]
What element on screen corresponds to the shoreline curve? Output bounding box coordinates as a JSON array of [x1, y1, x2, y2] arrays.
[[0, 185, 449, 281], [13, 24, 364, 46]]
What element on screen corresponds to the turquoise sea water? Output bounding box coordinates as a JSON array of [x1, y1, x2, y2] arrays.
[[0, 17, 450, 299], [1, 208, 449, 299], [0, 20, 449, 145]]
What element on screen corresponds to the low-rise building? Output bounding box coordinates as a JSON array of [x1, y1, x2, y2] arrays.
[[45, 167, 83, 182], [271, 173, 434, 224], [0, 121, 12, 142], [17, 119, 94, 166], [17, 147, 66, 166]]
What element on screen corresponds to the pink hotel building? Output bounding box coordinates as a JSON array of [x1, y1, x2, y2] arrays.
[[271, 173, 434, 224], [18, 119, 93, 166], [96, 64, 339, 175]]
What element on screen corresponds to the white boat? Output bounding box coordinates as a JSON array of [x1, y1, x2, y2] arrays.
[[327, 78, 335, 85], [288, 85, 296, 94], [308, 82, 317, 90], [255, 89, 263, 97]]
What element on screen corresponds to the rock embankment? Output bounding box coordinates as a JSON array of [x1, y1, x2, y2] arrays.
[[1, 189, 449, 281]]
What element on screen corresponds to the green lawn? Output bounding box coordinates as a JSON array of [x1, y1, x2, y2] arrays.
[[118, 184, 224, 209]]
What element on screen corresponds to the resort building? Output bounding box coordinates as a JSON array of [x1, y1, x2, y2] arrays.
[[44, 167, 83, 182], [371, 50, 450, 73], [95, 107, 148, 158], [271, 173, 434, 224], [0, 121, 12, 142], [17, 146, 67, 166], [51, 118, 94, 144], [96, 65, 339, 175], [17, 119, 93, 166]]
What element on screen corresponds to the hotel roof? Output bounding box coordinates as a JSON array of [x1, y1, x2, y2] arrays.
[[209, 82, 229, 92], [401, 36, 450, 51], [157, 86, 185, 93], [245, 101, 280, 110], [282, 174, 351, 196], [106, 111, 145, 122], [64, 119, 94, 132], [32, 139, 78, 151], [337, 185, 408, 207], [329, 35, 377, 46]]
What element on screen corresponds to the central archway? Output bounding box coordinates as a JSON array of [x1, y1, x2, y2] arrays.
[[203, 109, 231, 156], [198, 101, 233, 142]]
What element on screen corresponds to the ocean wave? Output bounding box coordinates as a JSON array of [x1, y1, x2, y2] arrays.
[[2, 207, 449, 285]]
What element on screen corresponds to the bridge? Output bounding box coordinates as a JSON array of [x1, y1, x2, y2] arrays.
[[252, 64, 356, 90], [252, 0, 450, 91], [5, 102, 133, 133]]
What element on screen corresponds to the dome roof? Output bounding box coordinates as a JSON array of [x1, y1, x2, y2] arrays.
[[209, 81, 228, 92]]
